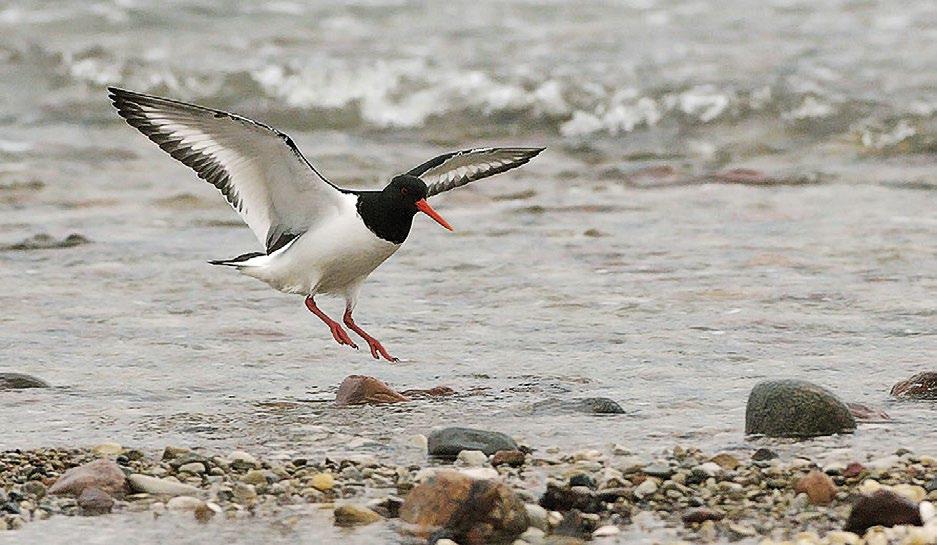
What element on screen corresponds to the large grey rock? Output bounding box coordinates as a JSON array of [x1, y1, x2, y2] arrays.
[[427, 427, 518, 458], [0, 373, 49, 390], [745, 379, 856, 438]]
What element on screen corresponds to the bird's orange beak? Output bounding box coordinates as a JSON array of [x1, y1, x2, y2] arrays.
[[415, 198, 453, 231]]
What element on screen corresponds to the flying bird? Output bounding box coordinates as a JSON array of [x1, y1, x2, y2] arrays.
[[108, 87, 543, 362]]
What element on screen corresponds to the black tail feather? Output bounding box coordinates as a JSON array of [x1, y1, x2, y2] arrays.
[[209, 251, 265, 266]]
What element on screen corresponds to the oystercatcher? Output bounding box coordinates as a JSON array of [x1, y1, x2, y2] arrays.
[[108, 87, 543, 361]]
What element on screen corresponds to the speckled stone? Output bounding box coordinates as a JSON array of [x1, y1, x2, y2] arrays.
[[745, 380, 856, 437]]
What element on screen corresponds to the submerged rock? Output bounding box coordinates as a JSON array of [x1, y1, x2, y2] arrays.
[[48, 459, 127, 497], [531, 397, 625, 415], [843, 489, 923, 534], [334, 375, 409, 406], [2, 233, 90, 251], [427, 427, 518, 458], [846, 402, 891, 422], [745, 379, 856, 437], [399, 386, 456, 398], [0, 373, 49, 390], [399, 470, 528, 544], [891, 371, 937, 400]]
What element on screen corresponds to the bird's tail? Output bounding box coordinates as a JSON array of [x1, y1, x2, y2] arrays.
[[209, 251, 267, 267]]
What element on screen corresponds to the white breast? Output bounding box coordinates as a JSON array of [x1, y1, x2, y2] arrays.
[[244, 193, 400, 296]]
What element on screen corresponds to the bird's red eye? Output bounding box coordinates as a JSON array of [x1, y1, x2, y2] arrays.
[[400, 187, 409, 195]]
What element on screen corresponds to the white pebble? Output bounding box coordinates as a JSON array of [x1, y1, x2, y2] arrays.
[[633, 478, 658, 499], [166, 496, 204, 512], [593, 525, 620, 537], [456, 450, 488, 467]]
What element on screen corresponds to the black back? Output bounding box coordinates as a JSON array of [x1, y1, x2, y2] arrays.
[[356, 176, 428, 244]]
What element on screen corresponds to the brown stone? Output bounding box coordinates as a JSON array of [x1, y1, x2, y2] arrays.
[[334, 504, 383, 526], [400, 386, 456, 398], [709, 453, 740, 470], [846, 402, 891, 421], [890, 372, 937, 400], [843, 462, 865, 479], [844, 489, 923, 534], [400, 470, 528, 544], [794, 470, 837, 505], [491, 450, 526, 467], [78, 487, 114, 516], [334, 375, 409, 406], [49, 459, 127, 497], [682, 507, 725, 525]]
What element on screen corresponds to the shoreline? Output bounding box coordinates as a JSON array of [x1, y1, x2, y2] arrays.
[[2, 440, 934, 544]]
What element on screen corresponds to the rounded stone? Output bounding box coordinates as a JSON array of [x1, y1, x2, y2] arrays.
[[400, 470, 528, 543], [428, 427, 518, 458], [890, 372, 937, 400], [77, 487, 114, 516], [745, 380, 856, 437], [334, 375, 408, 406], [127, 474, 201, 497], [310, 473, 335, 492], [48, 459, 128, 498], [0, 373, 49, 390], [333, 504, 383, 526]]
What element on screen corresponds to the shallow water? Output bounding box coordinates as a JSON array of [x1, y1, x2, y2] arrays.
[[1, 0, 936, 543]]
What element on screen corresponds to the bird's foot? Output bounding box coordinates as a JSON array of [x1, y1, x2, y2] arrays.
[[362, 337, 398, 362], [328, 323, 358, 349]]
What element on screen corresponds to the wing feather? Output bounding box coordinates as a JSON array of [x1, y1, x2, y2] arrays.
[[108, 87, 348, 252], [407, 147, 545, 197]]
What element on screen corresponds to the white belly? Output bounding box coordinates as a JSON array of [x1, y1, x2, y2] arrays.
[[243, 200, 401, 296]]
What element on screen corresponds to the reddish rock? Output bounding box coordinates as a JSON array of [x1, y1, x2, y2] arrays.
[[48, 459, 127, 497], [682, 507, 725, 525], [846, 402, 891, 422], [400, 470, 528, 545], [334, 375, 409, 406], [400, 386, 456, 398], [715, 168, 771, 185], [890, 372, 937, 400], [843, 462, 865, 479], [78, 487, 114, 516], [844, 489, 923, 534], [491, 450, 525, 467], [794, 470, 837, 505]]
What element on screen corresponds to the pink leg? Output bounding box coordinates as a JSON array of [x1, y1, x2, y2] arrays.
[[343, 308, 398, 362], [305, 296, 357, 349]]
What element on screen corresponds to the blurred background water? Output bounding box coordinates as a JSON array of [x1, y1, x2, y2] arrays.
[[0, 1, 935, 542]]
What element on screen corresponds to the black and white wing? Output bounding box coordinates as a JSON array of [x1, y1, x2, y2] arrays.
[[406, 147, 545, 198], [109, 87, 348, 253]]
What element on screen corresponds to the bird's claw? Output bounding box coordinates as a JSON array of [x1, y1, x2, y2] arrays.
[[328, 324, 357, 349], [363, 338, 397, 362]]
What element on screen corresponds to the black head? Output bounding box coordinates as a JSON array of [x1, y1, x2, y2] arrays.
[[383, 175, 429, 211], [356, 175, 453, 244]]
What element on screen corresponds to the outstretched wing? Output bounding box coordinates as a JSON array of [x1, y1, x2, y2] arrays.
[[406, 147, 545, 198], [108, 87, 348, 253]]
